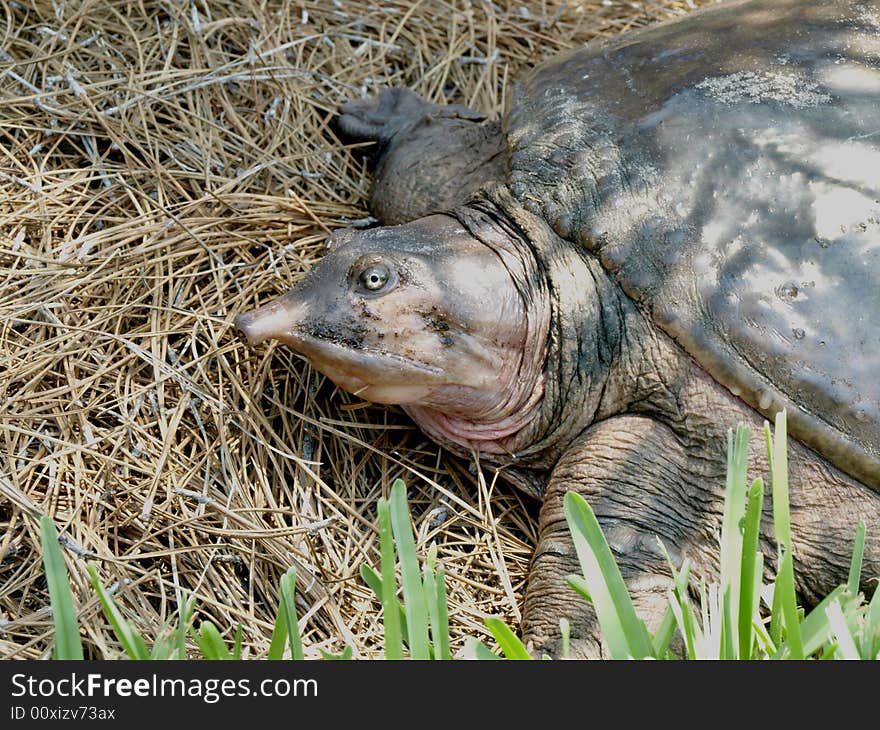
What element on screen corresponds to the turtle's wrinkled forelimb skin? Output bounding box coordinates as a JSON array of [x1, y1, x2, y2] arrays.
[[522, 397, 880, 659], [521, 415, 724, 659], [336, 88, 507, 224]]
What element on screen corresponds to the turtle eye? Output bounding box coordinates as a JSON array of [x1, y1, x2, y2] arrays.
[[357, 263, 391, 292]]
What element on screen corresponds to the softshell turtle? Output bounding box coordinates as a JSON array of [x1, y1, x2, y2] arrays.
[[236, 0, 880, 657]]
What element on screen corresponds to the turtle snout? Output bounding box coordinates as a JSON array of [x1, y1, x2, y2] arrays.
[[234, 309, 269, 345], [235, 292, 308, 347]]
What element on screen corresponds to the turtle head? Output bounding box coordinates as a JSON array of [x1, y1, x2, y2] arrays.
[[236, 214, 549, 448]]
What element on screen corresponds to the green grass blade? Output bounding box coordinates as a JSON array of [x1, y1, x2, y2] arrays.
[[720, 592, 735, 660], [825, 600, 859, 659], [769, 574, 784, 647], [763, 423, 774, 478], [267, 600, 288, 660], [360, 563, 408, 644], [866, 579, 880, 659], [434, 563, 450, 660], [483, 617, 531, 660], [232, 624, 243, 660], [767, 411, 791, 550], [389, 479, 430, 659], [671, 562, 697, 659], [147, 614, 180, 660], [699, 582, 713, 658], [40, 516, 83, 660], [776, 550, 803, 659], [651, 605, 678, 659], [764, 411, 804, 657], [280, 567, 304, 660], [149, 634, 174, 660], [319, 646, 354, 660], [666, 588, 697, 660], [422, 549, 439, 660], [751, 552, 765, 654], [800, 586, 844, 656], [565, 574, 592, 604], [653, 546, 691, 658], [87, 563, 150, 660], [377, 495, 404, 660], [847, 520, 866, 598], [468, 638, 502, 660], [424, 546, 451, 661], [176, 594, 194, 660], [774, 585, 845, 659], [559, 618, 571, 659], [737, 478, 764, 659], [360, 563, 382, 596], [719, 425, 750, 659], [192, 621, 232, 660], [150, 606, 186, 661], [751, 592, 777, 657], [563, 491, 654, 659]]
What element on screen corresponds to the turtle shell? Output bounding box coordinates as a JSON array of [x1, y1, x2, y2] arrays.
[[505, 0, 880, 487]]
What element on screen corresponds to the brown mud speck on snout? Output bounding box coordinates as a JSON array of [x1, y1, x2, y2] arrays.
[[424, 316, 450, 332], [422, 311, 454, 347], [356, 299, 382, 321], [300, 318, 366, 350]]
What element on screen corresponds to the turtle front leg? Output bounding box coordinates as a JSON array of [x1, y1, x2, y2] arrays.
[[522, 408, 880, 659], [336, 88, 507, 224], [522, 415, 725, 659]]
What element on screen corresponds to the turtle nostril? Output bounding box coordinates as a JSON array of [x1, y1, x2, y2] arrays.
[[234, 312, 263, 345], [234, 297, 304, 346]]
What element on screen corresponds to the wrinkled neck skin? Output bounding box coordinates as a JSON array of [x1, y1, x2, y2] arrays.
[[412, 191, 660, 484], [403, 204, 550, 454]]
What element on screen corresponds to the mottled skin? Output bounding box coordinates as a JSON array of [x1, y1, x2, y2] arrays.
[[237, 0, 880, 657]]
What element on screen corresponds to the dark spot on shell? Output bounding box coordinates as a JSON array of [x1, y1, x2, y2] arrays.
[[792, 327, 805, 340], [775, 282, 799, 302]]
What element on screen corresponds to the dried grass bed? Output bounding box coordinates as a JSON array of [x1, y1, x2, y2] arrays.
[[1, 0, 711, 659]]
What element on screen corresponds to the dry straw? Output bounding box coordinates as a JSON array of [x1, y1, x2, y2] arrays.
[[1, 0, 709, 659]]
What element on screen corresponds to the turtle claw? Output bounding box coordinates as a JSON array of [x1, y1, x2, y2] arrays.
[[336, 87, 487, 144], [337, 87, 432, 143]]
